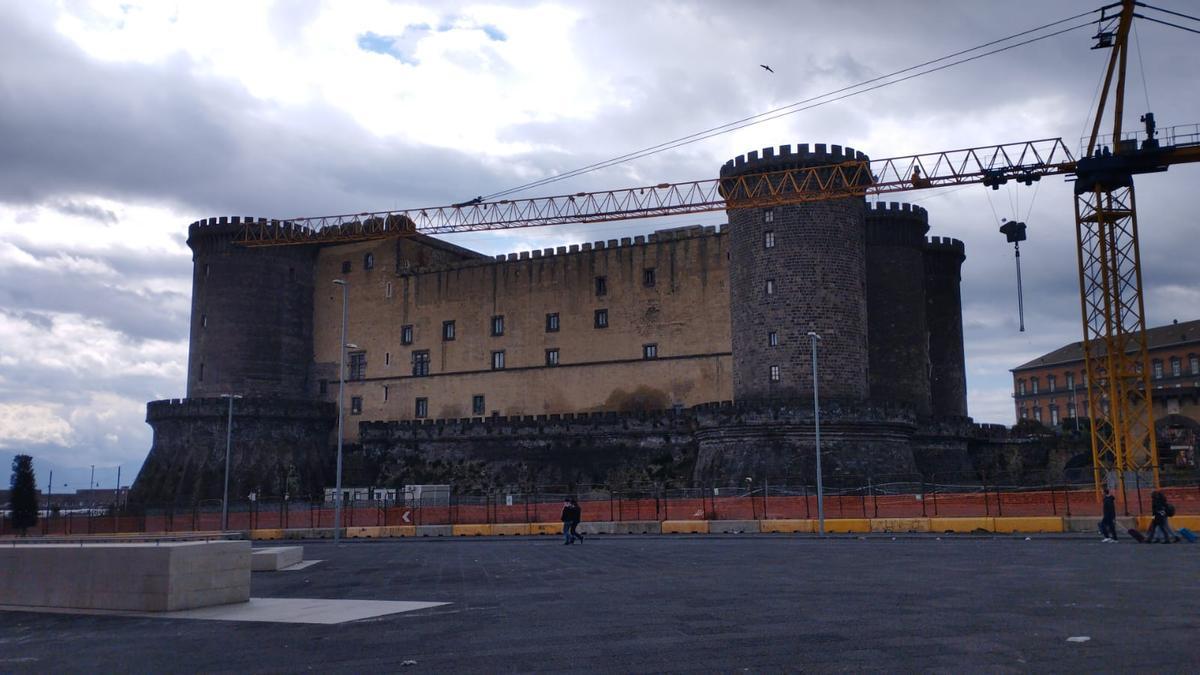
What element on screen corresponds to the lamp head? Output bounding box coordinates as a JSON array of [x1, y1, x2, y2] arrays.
[[807, 331, 822, 340], [332, 279, 347, 286]]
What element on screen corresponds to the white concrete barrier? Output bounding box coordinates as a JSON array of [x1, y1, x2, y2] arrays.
[[251, 546, 304, 571], [0, 540, 250, 611]]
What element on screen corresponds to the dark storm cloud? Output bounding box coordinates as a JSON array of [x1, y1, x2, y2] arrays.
[[0, 241, 190, 342], [0, 3, 520, 220], [51, 200, 118, 225]]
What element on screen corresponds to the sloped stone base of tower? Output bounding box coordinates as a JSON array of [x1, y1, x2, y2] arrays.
[[692, 403, 919, 484], [910, 417, 977, 479], [131, 397, 336, 507]]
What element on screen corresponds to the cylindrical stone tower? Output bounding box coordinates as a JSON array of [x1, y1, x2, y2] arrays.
[[865, 202, 932, 416], [721, 143, 871, 404], [186, 217, 319, 398], [923, 236, 968, 417]]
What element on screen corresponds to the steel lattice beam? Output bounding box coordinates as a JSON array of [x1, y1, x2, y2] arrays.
[[233, 138, 1075, 246]]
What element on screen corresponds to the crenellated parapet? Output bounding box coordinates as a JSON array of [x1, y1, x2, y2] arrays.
[[146, 397, 335, 423], [720, 143, 871, 178], [865, 201, 930, 247]]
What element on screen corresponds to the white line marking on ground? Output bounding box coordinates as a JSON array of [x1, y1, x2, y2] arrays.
[[0, 598, 448, 625], [1066, 636, 1091, 643], [279, 560, 323, 571]]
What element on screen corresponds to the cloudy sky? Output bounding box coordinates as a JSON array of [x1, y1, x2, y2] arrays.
[[1, 0, 1198, 488]]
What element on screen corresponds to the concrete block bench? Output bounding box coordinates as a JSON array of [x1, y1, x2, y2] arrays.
[[0, 540, 250, 612], [251, 546, 304, 571]]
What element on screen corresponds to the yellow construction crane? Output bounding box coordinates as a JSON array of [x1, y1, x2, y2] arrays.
[[235, 0, 1197, 498]]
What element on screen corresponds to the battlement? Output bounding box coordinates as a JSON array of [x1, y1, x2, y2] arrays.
[[923, 236, 966, 255], [866, 201, 930, 246], [720, 143, 871, 177], [867, 201, 928, 222], [146, 397, 335, 422], [187, 215, 306, 247], [472, 224, 722, 268]]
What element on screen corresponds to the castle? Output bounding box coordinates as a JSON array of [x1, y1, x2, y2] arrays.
[[132, 143, 999, 505]]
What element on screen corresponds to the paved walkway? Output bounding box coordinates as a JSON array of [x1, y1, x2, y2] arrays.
[[2, 535, 1197, 672]]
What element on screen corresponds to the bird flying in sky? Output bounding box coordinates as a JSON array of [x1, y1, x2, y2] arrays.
[[760, 64, 774, 73]]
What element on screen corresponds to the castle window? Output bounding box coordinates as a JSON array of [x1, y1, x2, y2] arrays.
[[546, 313, 560, 332], [1171, 357, 1181, 377], [201, 314, 207, 328], [643, 344, 658, 360], [492, 350, 506, 370], [415, 397, 428, 418], [1017, 379, 1025, 396], [595, 276, 607, 296], [594, 309, 608, 329], [491, 315, 505, 337], [442, 320, 456, 341], [385, 281, 393, 298], [769, 365, 780, 382], [643, 268, 656, 287], [546, 348, 559, 366], [1153, 360, 1163, 379], [765, 279, 775, 296], [763, 209, 775, 223], [348, 351, 367, 380], [351, 396, 363, 415], [385, 352, 391, 366], [764, 231, 775, 249], [1048, 375, 1056, 393], [401, 324, 413, 345], [472, 395, 485, 416], [364, 253, 374, 271], [412, 350, 430, 377], [319, 379, 328, 395], [769, 331, 778, 347], [1030, 377, 1039, 394], [1191, 355, 1199, 375], [341, 260, 351, 274], [383, 385, 389, 402], [204, 264, 210, 278], [199, 363, 204, 382]]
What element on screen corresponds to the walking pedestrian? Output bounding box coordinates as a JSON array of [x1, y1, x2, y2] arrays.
[[1145, 490, 1173, 543], [1098, 486, 1118, 542], [567, 497, 584, 544], [561, 497, 574, 545]]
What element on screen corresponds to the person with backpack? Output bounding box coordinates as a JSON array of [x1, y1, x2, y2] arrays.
[[1145, 491, 1173, 543], [560, 497, 583, 545], [1098, 486, 1118, 542]]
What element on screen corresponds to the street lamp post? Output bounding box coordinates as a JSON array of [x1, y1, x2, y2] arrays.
[[220, 393, 242, 531], [332, 279, 349, 545], [808, 331, 825, 537]]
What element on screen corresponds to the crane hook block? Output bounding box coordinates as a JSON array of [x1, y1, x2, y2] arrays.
[[999, 220, 1027, 244]]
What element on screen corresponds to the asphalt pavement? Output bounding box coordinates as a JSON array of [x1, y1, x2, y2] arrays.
[[2, 534, 1197, 673]]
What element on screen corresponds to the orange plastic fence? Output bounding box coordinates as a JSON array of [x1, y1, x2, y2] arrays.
[[7, 485, 1199, 536]]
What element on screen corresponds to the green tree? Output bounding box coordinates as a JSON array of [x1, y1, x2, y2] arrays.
[[9, 454, 38, 535]]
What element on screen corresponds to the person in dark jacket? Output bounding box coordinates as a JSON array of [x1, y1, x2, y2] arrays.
[[560, 497, 583, 545], [1145, 490, 1173, 543], [1098, 486, 1118, 542]]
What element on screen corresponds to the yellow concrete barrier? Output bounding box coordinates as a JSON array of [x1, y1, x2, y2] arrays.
[[250, 529, 284, 541], [662, 520, 709, 534], [759, 519, 814, 534], [491, 523, 530, 536], [1169, 515, 1200, 530], [451, 524, 493, 537], [1136, 515, 1152, 530], [346, 526, 382, 539], [930, 517, 995, 533], [530, 522, 563, 536], [380, 526, 417, 538], [992, 517, 1063, 533], [870, 518, 931, 533], [823, 518, 871, 533]]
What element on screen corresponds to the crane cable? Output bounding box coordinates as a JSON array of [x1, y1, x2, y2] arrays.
[[478, 9, 1102, 202]]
